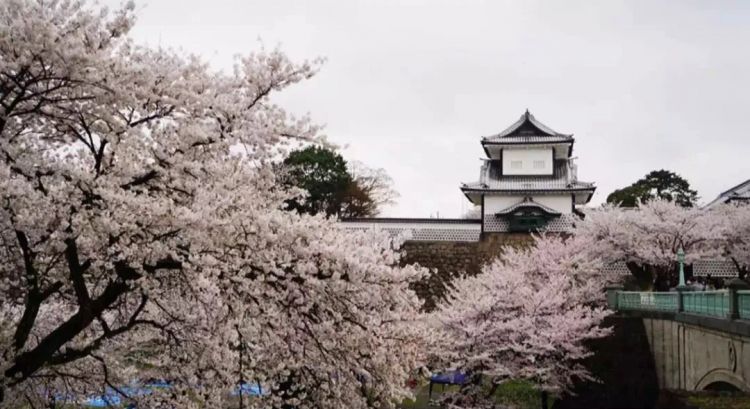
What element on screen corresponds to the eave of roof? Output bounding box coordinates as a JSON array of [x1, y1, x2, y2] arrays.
[[460, 186, 596, 194], [481, 137, 574, 145], [718, 179, 750, 198], [704, 178, 750, 208]]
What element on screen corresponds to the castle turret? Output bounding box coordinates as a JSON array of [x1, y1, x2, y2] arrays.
[[460, 110, 596, 233]]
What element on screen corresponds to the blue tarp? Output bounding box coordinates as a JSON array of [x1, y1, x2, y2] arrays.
[[430, 371, 468, 385], [230, 382, 264, 397], [77, 380, 262, 407], [428, 371, 469, 399], [82, 381, 168, 407]]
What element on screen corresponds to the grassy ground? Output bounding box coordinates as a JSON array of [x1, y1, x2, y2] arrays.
[[676, 390, 750, 409]]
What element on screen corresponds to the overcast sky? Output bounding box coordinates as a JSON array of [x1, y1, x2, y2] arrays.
[[108, 0, 750, 217]]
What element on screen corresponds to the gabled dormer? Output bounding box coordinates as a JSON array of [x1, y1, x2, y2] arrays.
[[495, 196, 562, 232]]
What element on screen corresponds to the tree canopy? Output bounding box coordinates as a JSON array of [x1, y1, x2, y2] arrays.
[[281, 146, 353, 216], [580, 200, 725, 290], [430, 200, 750, 405], [280, 145, 397, 218], [606, 170, 699, 207], [433, 234, 614, 407], [0, 2, 426, 407]]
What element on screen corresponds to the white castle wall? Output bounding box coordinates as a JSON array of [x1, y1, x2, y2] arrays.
[[483, 196, 522, 214], [502, 148, 554, 175]]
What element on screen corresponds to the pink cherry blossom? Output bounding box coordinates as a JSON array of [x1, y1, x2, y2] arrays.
[[431, 234, 614, 406], [0, 2, 429, 407]]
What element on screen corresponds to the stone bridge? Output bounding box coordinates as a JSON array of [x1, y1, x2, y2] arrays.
[[633, 312, 750, 391], [609, 283, 750, 392], [555, 309, 750, 409]]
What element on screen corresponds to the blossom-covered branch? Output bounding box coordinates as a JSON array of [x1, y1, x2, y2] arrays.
[[0, 1, 429, 408]]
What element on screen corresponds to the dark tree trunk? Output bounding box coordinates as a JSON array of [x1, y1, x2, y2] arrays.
[[732, 257, 748, 280], [626, 262, 679, 291], [541, 390, 549, 409], [626, 262, 655, 290]]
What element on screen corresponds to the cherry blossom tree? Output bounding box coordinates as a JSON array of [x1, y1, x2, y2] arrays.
[[579, 200, 725, 289], [712, 203, 750, 278], [0, 1, 429, 407], [431, 234, 613, 408]]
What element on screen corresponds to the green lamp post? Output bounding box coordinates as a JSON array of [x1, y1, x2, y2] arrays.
[[677, 247, 686, 288], [675, 247, 690, 313]]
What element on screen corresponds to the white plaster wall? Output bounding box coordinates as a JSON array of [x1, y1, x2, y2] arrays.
[[502, 148, 553, 175], [534, 195, 573, 213], [484, 196, 525, 215], [484, 194, 573, 215]]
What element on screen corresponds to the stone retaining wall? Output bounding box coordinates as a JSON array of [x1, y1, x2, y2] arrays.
[[402, 232, 534, 310]]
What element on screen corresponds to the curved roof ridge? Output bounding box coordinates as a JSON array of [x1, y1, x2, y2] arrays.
[[490, 110, 570, 138]]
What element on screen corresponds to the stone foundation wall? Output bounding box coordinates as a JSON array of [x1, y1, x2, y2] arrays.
[[403, 232, 534, 310], [554, 316, 660, 409]]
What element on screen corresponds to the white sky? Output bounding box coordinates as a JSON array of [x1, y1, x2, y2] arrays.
[[109, 0, 750, 217]]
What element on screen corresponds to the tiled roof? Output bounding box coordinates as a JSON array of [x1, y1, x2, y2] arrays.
[[339, 220, 481, 242], [462, 161, 595, 192], [462, 180, 595, 192], [494, 198, 561, 216], [602, 262, 631, 275], [597, 260, 740, 277], [693, 259, 739, 277], [482, 135, 574, 144], [705, 179, 750, 208], [485, 110, 571, 140]]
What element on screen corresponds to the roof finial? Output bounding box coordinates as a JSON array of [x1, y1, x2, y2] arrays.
[[524, 108, 531, 119]]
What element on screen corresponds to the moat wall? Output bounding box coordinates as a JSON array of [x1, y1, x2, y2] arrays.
[[402, 232, 534, 310]]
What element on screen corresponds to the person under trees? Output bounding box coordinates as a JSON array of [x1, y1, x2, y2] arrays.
[[0, 1, 428, 407], [279, 145, 397, 218], [606, 169, 699, 208]]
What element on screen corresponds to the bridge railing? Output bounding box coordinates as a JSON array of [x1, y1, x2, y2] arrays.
[[616, 291, 679, 312], [608, 282, 750, 321], [682, 291, 730, 318], [738, 290, 750, 320]]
